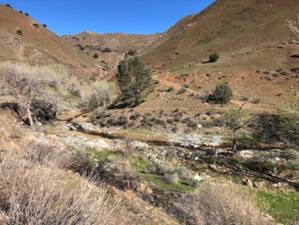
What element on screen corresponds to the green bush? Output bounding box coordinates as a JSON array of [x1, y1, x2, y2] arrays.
[[102, 47, 112, 53], [93, 53, 99, 59], [208, 83, 233, 104], [209, 53, 219, 63]]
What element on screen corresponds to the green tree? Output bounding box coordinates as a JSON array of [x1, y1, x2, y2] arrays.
[[223, 104, 250, 151], [116, 57, 152, 106], [209, 53, 219, 63], [208, 83, 233, 104]]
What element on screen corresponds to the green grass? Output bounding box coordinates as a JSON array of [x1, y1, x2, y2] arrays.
[[257, 190, 299, 224], [130, 156, 196, 193], [141, 173, 196, 192]]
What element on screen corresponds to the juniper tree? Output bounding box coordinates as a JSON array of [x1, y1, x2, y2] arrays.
[[116, 57, 152, 106]]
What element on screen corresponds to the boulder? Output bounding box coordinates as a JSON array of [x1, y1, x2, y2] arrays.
[[130, 141, 149, 151]]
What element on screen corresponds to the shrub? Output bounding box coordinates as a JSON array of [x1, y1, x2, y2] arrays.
[[127, 49, 137, 56], [277, 89, 299, 146], [16, 28, 23, 35], [76, 43, 85, 51], [5, 4, 12, 8], [164, 173, 179, 184], [93, 53, 99, 59], [33, 23, 39, 28], [43, 24, 47, 28], [209, 53, 219, 63], [24, 12, 29, 16], [223, 106, 250, 151], [81, 81, 116, 111], [208, 83, 233, 104], [30, 98, 57, 123], [19, 10, 23, 14], [116, 57, 152, 106], [102, 47, 112, 53], [0, 157, 123, 225], [178, 183, 271, 225]]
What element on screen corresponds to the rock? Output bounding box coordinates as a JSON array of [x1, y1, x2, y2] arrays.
[[187, 120, 197, 128], [209, 164, 217, 171], [130, 141, 149, 151], [138, 183, 153, 195], [235, 150, 255, 160], [242, 178, 253, 188], [192, 174, 203, 182], [291, 67, 299, 73]]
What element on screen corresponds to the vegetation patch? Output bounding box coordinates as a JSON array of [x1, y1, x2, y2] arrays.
[[257, 190, 299, 224]]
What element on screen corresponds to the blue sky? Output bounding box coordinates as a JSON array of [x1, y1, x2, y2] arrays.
[[3, 0, 215, 35]]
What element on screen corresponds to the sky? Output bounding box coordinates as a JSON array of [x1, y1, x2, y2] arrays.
[[3, 0, 215, 36]]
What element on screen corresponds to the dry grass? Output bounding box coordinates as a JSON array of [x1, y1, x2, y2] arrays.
[[81, 81, 116, 111], [289, 15, 299, 39], [177, 182, 273, 225], [0, 152, 128, 225]]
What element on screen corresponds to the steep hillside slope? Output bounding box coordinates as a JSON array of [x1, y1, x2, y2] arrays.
[[141, 0, 299, 72], [0, 5, 102, 78]]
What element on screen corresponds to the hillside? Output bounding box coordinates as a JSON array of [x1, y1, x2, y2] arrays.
[[141, 0, 299, 72], [0, 5, 102, 78], [63, 32, 160, 77], [64, 32, 161, 53]]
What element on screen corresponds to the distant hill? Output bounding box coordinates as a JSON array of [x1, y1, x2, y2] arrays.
[[63, 32, 161, 53], [141, 0, 299, 72], [63, 32, 161, 77], [0, 5, 102, 78]]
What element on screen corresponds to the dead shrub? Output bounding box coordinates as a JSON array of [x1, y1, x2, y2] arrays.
[[81, 81, 116, 111], [0, 156, 126, 225], [177, 183, 272, 225]]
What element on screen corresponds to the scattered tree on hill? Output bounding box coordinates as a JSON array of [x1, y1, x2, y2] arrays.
[[209, 53, 219, 63], [42, 24, 47, 28], [102, 47, 112, 53], [116, 57, 152, 106], [16, 28, 23, 36], [93, 53, 99, 59], [223, 104, 250, 151], [19, 10, 23, 14], [208, 83, 233, 104], [24, 12, 29, 16], [5, 4, 12, 8]]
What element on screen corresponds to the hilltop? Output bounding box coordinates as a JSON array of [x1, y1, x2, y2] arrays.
[[0, 5, 102, 78]]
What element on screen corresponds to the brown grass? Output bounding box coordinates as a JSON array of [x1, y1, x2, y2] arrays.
[[177, 182, 273, 225], [0, 153, 127, 225]]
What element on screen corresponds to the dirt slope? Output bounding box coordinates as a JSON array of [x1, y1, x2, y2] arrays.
[[141, 0, 299, 72], [0, 5, 102, 78]]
